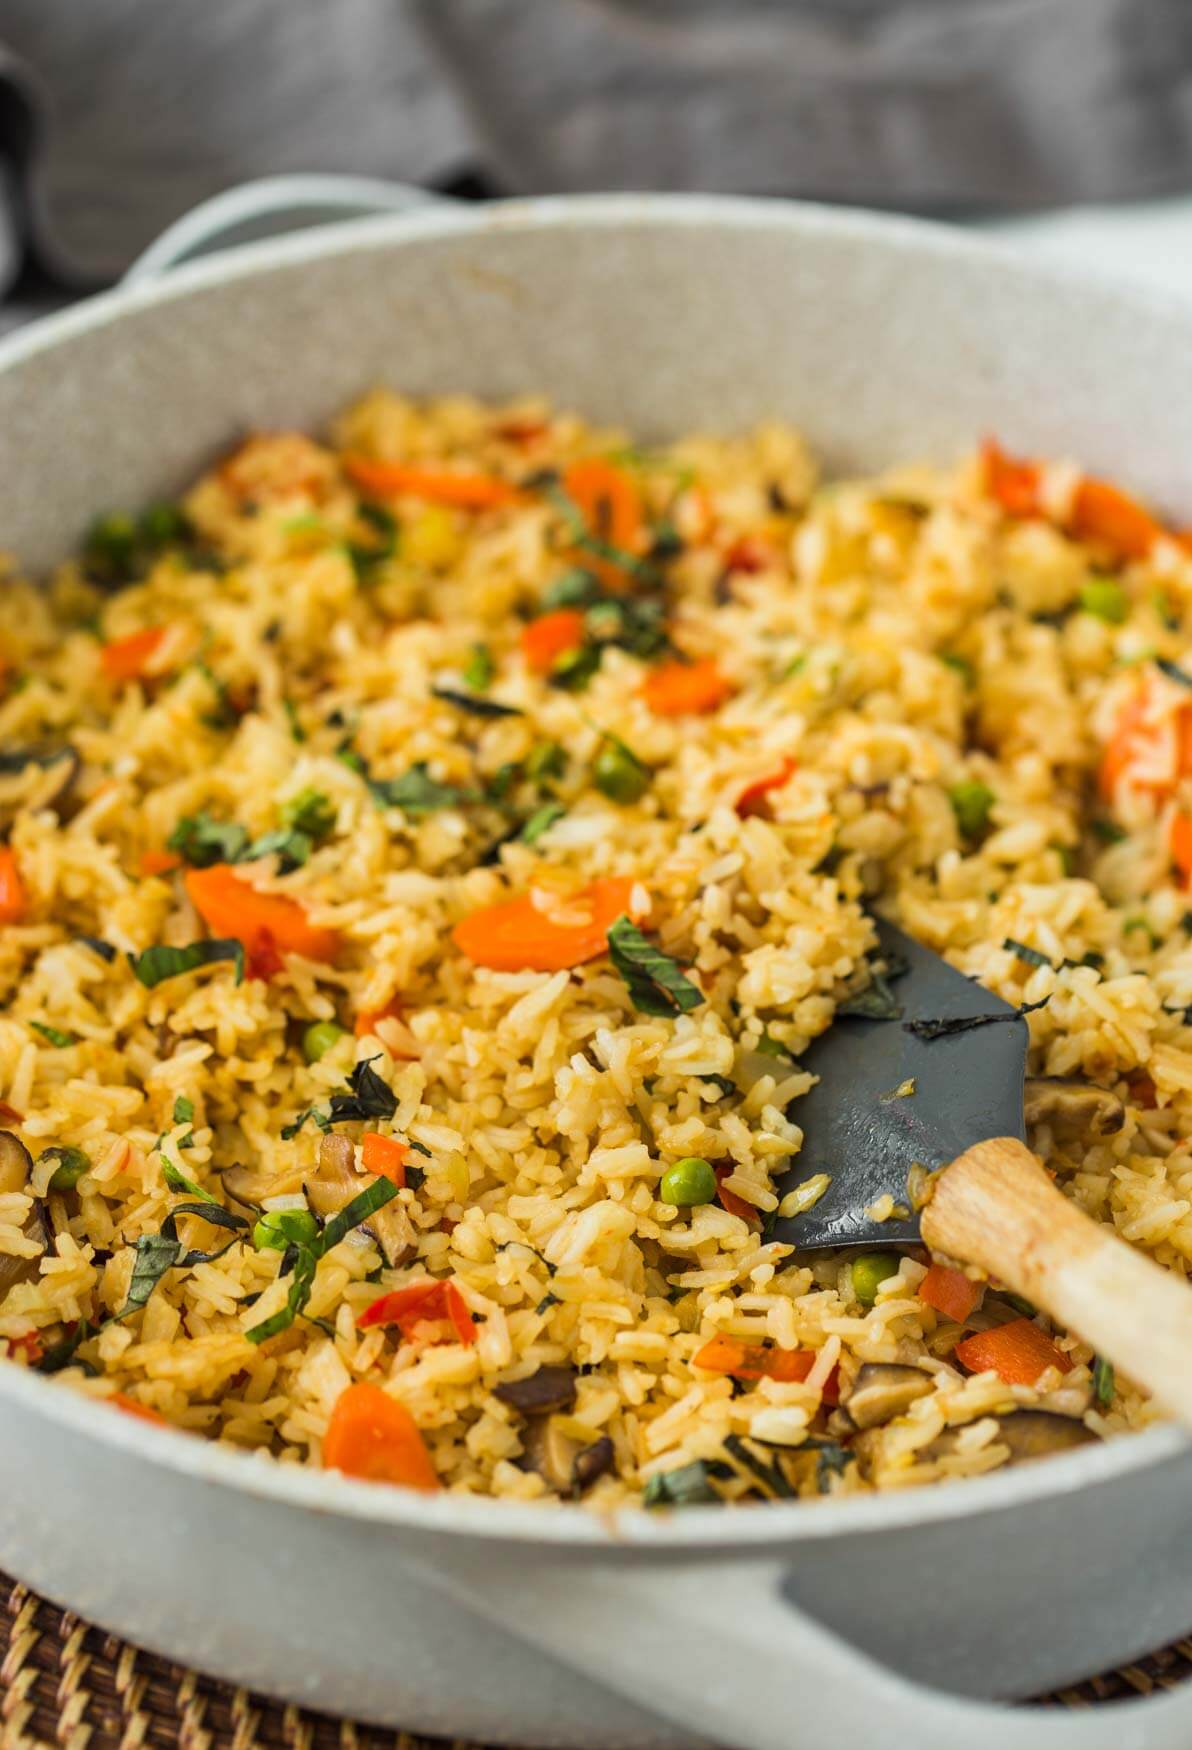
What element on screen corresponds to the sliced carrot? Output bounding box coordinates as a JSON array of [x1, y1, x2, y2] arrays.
[[981, 439, 1042, 519], [101, 626, 169, 684], [1173, 813, 1192, 883], [713, 1163, 761, 1229], [139, 849, 182, 878], [562, 458, 643, 590], [953, 1317, 1072, 1386], [5, 1331, 43, 1364], [344, 455, 520, 510], [323, 1382, 439, 1490], [723, 536, 774, 574], [452, 875, 644, 973], [111, 1393, 168, 1426], [735, 756, 797, 818], [1099, 685, 1153, 802], [918, 1262, 984, 1323], [0, 847, 25, 924], [355, 999, 400, 1038], [521, 608, 586, 674], [185, 864, 341, 963], [1070, 477, 1162, 564], [361, 1132, 408, 1186], [694, 1336, 812, 1383], [358, 1279, 475, 1346], [642, 658, 734, 717]]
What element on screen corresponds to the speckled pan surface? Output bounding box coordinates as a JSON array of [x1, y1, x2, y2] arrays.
[[2, 196, 1192, 1750]]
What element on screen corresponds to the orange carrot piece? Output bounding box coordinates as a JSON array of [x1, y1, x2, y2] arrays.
[[357, 1280, 475, 1346], [521, 608, 586, 674], [981, 439, 1042, 519], [562, 457, 644, 590], [694, 1336, 814, 1383], [0, 847, 25, 924], [5, 1331, 43, 1364], [713, 1162, 761, 1229], [111, 1393, 168, 1426], [452, 875, 643, 973], [918, 1262, 984, 1323], [323, 1382, 440, 1490], [641, 658, 734, 717], [1070, 476, 1161, 563], [184, 864, 341, 963], [1172, 813, 1192, 882], [1099, 685, 1154, 802], [361, 1132, 408, 1186], [101, 626, 169, 684], [735, 756, 797, 818], [139, 849, 182, 878], [344, 455, 520, 509], [0, 1101, 24, 1124], [954, 1317, 1072, 1386]]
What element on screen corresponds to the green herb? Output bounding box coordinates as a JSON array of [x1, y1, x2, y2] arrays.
[[1000, 1292, 1037, 1318], [432, 685, 523, 719], [520, 803, 565, 845], [524, 740, 567, 785], [642, 1458, 731, 1508], [608, 916, 704, 1018], [246, 1177, 401, 1344], [948, 779, 995, 840], [495, 1239, 557, 1277], [194, 658, 240, 731], [584, 595, 671, 661], [755, 1031, 793, 1062], [802, 1437, 855, 1494], [535, 1291, 561, 1315], [1123, 915, 1161, 949], [172, 1096, 194, 1126], [1153, 589, 1180, 631], [1054, 844, 1077, 876], [903, 996, 1050, 1041], [118, 1202, 247, 1318], [837, 947, 909, 1022], [161, 1161, 222, 1204], [545, 483, 661, 587], [366, 762, 480, 815], [1091, 818, 1127, 844], [167, 812, 249, 868], [1003, 937, 1054, 969], [1158, 658, 1192, 691], [549, 643, 603, 692], [282, 698, 307, 742], [1092, 1354, 1115, 1408], [30, 1022, 77, 1048], [280, 787, 335, 842], [542, 568, 600, 608], [1079, 576, 1129, 624], [346, 502, 397, 577], [699, 1073, 737, 1099], [463, 644, 495, 692], [939, 652, 974, 683], [0, 745, 77, 775], [34, 1318, 100, 1375], [39, 1146, 91, 1192], [75, 935, 118, 963], [128, 939, 245, 989], [242, 827, 312, 871], [83, 503, 195, 588], [593, 734, 651, 805], [283, 1056, 397, 1137], [722, 1434, 795, 1501]]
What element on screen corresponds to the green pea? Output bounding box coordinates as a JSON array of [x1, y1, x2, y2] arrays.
[[660, 1157, 717, 1207], [253, 1208, 319, 1253], [41, 1146, 91, 1193], [1079, 576, 1128, 624], [852, 1252, 900, 1306], [594, 737, 651, 805], [302, 1019, 347, 1063], [948, 779, 995, 841]]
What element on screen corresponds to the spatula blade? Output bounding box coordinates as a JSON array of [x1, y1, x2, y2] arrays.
[[770, 919, 1028, 1251]]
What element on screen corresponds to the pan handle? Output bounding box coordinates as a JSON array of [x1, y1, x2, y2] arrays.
[[437, 1556, 1192, 1750], [123, 173, 453, 284]]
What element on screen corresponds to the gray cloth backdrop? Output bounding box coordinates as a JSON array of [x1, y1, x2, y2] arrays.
[[3, 0, 1192, 299]]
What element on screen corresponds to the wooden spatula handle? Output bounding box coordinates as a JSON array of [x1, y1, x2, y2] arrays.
[[922, 1135, 1192, 1427]]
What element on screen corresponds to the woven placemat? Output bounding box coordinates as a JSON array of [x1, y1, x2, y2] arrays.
[[2, 1574, 1190, 1749]]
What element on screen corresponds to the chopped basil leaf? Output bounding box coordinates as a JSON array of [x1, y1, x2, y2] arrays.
[[542, 568, 601, 608], [282, 697, 307, 742], [699, 1073, 737, 1099], [903, 996, 1050, 1041], [545, 483, 661, 587], [803, 1437, 855, 1494], [30, 1022, 77, 1048], [524, 740, 567, 785], [280, 787, 335, 842], [167, 812, 249, 868], [173, 1096, 194, 1125], [1157, 658, 1192, 691], [642, 1458, 731, 1508], [128, 939, 246, 988], [723, 1434, 795, 1500], [75, 935, 118, 963], [367, 761, 480, 815], [535, 1291, 562, 1315], [837, 948, 909, 1022], [346, 502, 397, 577], [327, 1058, 398, 1125], [242, 827, 312, 871], [462, 644, 495, 691], [584, 595, 671, 661], [548, 643, 603, 692], [1003, 937, 1054, 969], [608, 915, 704, 1018], [245, 1177, 400, 1343], [160, 1160, 224, 1206], [948, 779, 995, 840], [1092, 1354, 1115, 1408], [520, 802, 565, 845], [117, 1202, 245, 1318], [1091, 818, 1127, 844], [34, 1318, 100, 1375], [939, 652, 974, 684], [432, 686, 523, 719], [756, 1031, 793, 1061], [319, 1175, 401, 1251]]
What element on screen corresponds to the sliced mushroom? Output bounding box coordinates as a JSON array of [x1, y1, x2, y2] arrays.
[[921, 1409, 1096, 1467], [0, 1130, 48, 1295], [220, 1161, 306, 1209], [495, 1366, 577, 1415], [521, 1416, 581, 1493], [572, 1435, 615, 1492], [0, 746, 81, 827], [1023, 1078, 1125, 1137], [840, 1362, 934, 1431], [309, 1132, 416, 1267]]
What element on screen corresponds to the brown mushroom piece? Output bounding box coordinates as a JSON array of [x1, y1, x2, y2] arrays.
[[0, 1131, 49, 1294], [494, 1365, 577, 1415], [1023, 1078, 1125, 1138], [520, 1417, 614, 1497], [221, 1160, 306, 1209], [309, 1132, 416, 1267], [840, 1362, 935, 1431], [922, 1409, 1096, 1467]]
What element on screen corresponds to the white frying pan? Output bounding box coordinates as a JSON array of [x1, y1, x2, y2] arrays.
[[1, 186, 1192, 1750]]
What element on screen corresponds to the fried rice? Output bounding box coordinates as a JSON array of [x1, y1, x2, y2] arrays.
[[0, 391, 1189, 1508]]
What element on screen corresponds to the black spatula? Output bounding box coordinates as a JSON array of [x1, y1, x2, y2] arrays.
[[766, 918, 1192, 1426]]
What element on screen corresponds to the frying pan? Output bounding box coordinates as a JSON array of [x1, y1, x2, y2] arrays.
[[1, 186, 1192, 1750]]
